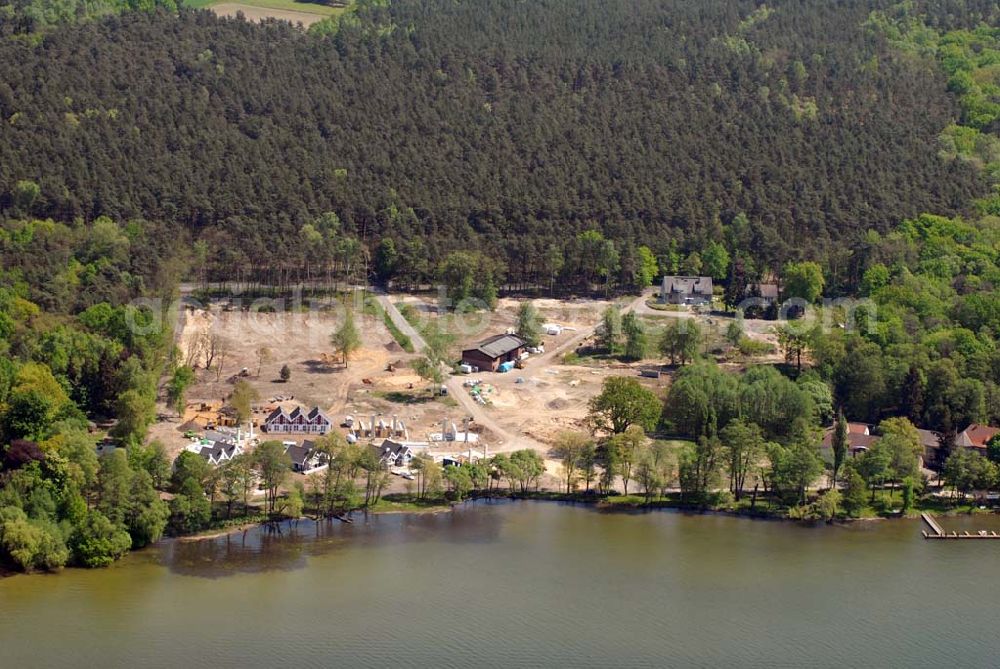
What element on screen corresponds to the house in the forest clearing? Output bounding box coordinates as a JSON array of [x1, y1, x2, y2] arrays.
[[285, 440, 328, 474], [916, 428, 943, 468], [752, 283, 780, 304], [263, 406, 332, 434], [958, 424, 1000, 451], [660, 276, 713, 305], [919, 424, 998, 469], [461, 334, 527, 372], [820, 422, 879, 459]]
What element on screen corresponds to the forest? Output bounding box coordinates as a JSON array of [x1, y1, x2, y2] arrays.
[[0, 0, 995, 291]]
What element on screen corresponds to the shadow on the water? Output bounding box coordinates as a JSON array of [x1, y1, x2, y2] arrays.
[[158, 501, 505, 578]]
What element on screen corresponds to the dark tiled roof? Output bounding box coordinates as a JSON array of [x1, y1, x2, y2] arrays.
[[662, 276, 713, 296], [197, 442, 240, 462], [372, 439, 412, 461], [306, 407, 331, 424], [917, 429, 941, 449], [265, 406, 331, 424], [465, 334, 526, 360], [265, 407, 287, 423], [285, 440, 329, 468]]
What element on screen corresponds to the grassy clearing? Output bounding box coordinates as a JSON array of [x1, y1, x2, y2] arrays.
[[364, 297, 415, 352], [185, 0, 347, 17], [560, 346, 626, 366], [644, 299, 685, 312]]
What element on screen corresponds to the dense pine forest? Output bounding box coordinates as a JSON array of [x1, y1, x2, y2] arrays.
[[0, 0, 994, 289]]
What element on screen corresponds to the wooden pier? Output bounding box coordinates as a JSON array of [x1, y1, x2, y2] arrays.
[[921, 512, 944, 536], [921, 512, 1000, 540]]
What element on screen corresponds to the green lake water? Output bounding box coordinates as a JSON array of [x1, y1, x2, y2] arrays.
[[1, 501, 998, 668]]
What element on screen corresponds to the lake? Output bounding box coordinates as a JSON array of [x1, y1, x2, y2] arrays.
[[1, 501, 998, 668]]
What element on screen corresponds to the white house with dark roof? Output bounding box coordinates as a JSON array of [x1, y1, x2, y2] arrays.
[[660, 276, 713, 305], [285, 440, 329, 474], [186, 434, 244, 467], [371, 439, 421, 468], [263, 406, 332, 434]]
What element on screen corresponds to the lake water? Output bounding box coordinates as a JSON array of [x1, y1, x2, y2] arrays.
[[1, 501, 998, 668]]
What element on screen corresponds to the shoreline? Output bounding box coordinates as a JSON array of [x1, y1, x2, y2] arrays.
[[171, 501, 458, 542], [168, 493, 1000, 545], [5, 497, 996, 577]]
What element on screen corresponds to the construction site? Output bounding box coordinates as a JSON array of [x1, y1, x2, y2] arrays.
[[149, 287, 763, 484]]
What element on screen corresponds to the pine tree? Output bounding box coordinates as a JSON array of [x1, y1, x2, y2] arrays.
[[724, 256, 749, 311]]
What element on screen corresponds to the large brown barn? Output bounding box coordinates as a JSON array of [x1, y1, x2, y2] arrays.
[[461, 334, 527, 372]]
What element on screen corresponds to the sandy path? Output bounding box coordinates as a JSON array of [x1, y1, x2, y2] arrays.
[[375, 291, 427, 352]]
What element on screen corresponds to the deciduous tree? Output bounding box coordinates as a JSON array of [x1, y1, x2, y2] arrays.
[[587, 376, 661, 435]]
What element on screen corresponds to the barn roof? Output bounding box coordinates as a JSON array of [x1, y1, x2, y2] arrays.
[[465, 334, 527, 360]]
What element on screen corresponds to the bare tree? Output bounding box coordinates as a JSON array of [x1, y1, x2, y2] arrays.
[[256, 346, 272, 377], [210, 333, 232, 381]]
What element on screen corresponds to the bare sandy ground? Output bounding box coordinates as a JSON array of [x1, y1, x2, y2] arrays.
[[210, 3, 326, 27]]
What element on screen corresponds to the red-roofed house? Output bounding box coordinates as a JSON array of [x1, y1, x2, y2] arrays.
[[820, 422, 879, 457], [958, 424, 1000, 451]]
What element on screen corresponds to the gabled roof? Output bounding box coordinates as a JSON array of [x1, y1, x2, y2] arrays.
[[285, 443, 310, 465], [821, 423, 877, 451], [916, 428, 941, 450], [959, 424, 1000, 449], [197, 442, 240, 463], [265, 406, 331, 424], [464, 334, 527, 359], [286, 440, 327, 467], [662, 276, 713, 296], [306, 407, 331, 424], [372, 439, 413, 461], [265, 407, 287, 423], [754, 283, 779, 299]]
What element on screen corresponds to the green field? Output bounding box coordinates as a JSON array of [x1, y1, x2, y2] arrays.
[[184, 0, 348, 18]]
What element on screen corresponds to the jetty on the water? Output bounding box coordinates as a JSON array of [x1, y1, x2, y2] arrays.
[[921, 512, 1000, 540]]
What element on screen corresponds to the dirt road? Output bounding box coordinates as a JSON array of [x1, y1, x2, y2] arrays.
[[526, 290, 651, 368], [443, 290, 654, 455], [445, 375, 545, 454]]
